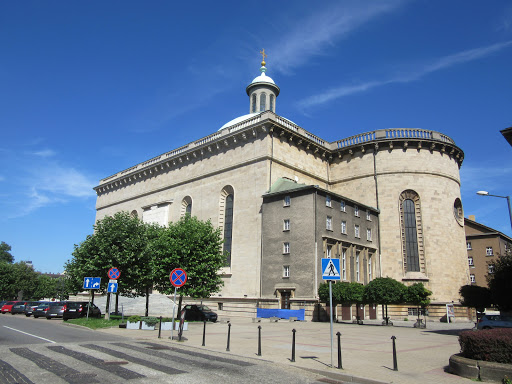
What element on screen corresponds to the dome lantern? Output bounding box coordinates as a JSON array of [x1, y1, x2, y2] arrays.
[[246, 49, 280, 114]]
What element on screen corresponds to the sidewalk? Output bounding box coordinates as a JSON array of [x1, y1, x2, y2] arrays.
[[98, 317, 477, 384]]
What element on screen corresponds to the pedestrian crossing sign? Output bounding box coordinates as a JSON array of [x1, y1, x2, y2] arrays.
[[322, 258, 341, 280]]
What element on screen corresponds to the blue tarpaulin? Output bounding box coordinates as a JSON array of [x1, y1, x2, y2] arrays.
[[256, 308, 305, 321]]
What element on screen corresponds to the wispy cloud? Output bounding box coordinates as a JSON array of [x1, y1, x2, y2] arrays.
[[269, 1, 404, 75], [298, 40, 512, 109], [30, 149, 56, 158]]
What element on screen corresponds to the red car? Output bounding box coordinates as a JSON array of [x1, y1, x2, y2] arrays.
[[1, 301, 21, 314]]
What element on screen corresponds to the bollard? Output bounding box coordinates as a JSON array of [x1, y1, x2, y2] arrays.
[[202, 320, 206, 346], [158, 316, 162, 339], [391, 336, 398, 371], [336, 331, 343, 369], [291, 328, 296, 362], [257, 325, 262, 356], [226, 322, 231, 352]]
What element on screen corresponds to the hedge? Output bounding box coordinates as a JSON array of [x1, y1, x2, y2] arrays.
[[459, 329, 512, 364]]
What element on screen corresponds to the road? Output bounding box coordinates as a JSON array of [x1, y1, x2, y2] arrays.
[[0, 314, 326, 384]]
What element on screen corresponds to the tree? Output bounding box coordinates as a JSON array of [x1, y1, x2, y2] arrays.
[[10, 262, 39, 300], [406, 283, 432, 323], [487, 253, 512, 312], [152, 215, 225, 313], [32, 274, 59, 300], [459, 284, 491, 321], [0, 242, 14, 263], [318, 282, 365, 322], [0, 262, 16, 299], [364, 277, 407, 325]]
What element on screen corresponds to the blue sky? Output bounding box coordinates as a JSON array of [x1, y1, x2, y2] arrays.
[[1, 1, 511, 273]]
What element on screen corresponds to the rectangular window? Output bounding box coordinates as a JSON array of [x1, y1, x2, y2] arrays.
[[326, 245, 332, 258], [367, 228, 372, 241], [355, 224, 360, 238], [326, 216, 332, 231], [284, 195, 291, 207], [342, 249, 347, 280], [486, 247, 493, 256], [283, 265, 290, 278], [354, 205, 359, 217], [341, 221, 347, 234], [488, 264, 495, 274], [283, 219, 290, 231], [340, 201, 346, 212], [368, 255, 372, 281], [470, 274, 475, 283], [326, 195, 332, 207], [356, 252, 360, 282], [467, 242, 472, 250], [366, 210, 371, 221], [283, 242, 290, 254], [468, 257, 474, 266]]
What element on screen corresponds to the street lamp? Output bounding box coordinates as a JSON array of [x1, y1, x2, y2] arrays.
[[476, 191, 512, 233]]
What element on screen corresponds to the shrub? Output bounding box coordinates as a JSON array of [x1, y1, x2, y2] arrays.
[[141, 316, 159, 326], [127, 315, 141, 323], [459, 329, 512, 363]]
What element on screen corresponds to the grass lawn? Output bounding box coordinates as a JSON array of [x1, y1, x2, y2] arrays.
[[65, 317, 124, 329]]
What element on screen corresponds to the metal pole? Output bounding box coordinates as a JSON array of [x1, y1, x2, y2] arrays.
[[226, 322, 231, 351], [257, 325, 262, 356], [169, 286, 177, 341], [158, 316, 162, 339], [87, 290, 91, 320], [329, 280, 334, 368], [202, 320, 206, 346], [507, 196, 512, 233], [291, 328, 296, 362], [336, 332, 342, 369], [391, 336, 398, 371]]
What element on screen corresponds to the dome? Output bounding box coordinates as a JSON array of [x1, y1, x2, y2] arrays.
[[219, 113, 259, 130], [251, 73, 275, 85]]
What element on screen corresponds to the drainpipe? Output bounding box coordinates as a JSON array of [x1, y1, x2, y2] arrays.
[[314, 190, 318, 298], [373, 149, 383, 278]]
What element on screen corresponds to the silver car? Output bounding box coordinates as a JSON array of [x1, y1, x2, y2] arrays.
[[477, 314, 512, 330]]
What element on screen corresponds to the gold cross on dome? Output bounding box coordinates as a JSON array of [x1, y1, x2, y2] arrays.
[[260, 49, 267, 64]]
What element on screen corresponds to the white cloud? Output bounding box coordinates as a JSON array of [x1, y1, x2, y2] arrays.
[[298, 40, 512, 109], [31, 149, 57, 158], [30, 164, 96, 198]]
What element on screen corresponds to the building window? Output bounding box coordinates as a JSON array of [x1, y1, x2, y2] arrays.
[[486, 247, 493, 256], [367, 228, 372, 241], [270, 94, 274, 112], [283, 242, 290, 254], [341, 221, 347, 234], [326, 216, 332, 231], [219, 186, 234, 268], [468, 257, 474, 266], [326, 245, 332, 258], [340, 201, 346, 212], [470, 274, 475, 283], [488, 264, 495, 274], [366, 210, 371, 221], [283, 219, 290, 231], [368, 255, 372, 281], [399, 190, 424, 273], [342, 249, 347, 280], [453, 198, 464, 226], [326, 195, 332, 207], [284, 195, 291, 207], [354, 224, 360, 238], [283, 265, 290, 278], [252, 94, 257, 113], [354, 205, 359, 217], [467, 242, 472, 250], [355, 252, 360, 282], [260, 93, 267, 111], [181, 196, 193, 217]]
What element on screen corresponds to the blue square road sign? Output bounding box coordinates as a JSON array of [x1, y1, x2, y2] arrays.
[[83, 277, 101, 289]]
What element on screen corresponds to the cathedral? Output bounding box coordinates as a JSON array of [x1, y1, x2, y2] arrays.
[[94, 54, 470, 320]]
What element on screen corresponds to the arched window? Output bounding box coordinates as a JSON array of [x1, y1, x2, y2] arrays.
[[270, 94, 274, 112], [399, 190, 424, 273], [180, 196, 192, 217], [130, 210, 138, 218], [260, 93, 266, 111], [219, 186, 234, 267], [252, 94, 257, 113]]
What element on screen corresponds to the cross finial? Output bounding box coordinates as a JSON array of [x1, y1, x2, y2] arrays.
[[259, 49, 267, 66]]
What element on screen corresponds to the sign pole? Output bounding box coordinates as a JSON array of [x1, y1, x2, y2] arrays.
[[87, 290, 92, 320], [329, 280, 334, 368], [170, 286, 177, 340]]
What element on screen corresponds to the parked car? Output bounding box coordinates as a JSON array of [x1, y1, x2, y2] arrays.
[[477, 314, 512, 330], [1, 301, 21, 314], [11, 301, 30, 315], [182, 304, 217, 322], [0, 301, 7, 311], [63, 302, 101, 320], [24, 301, 42, 317], [33, 302, 51, 318], [45, 301, 68, 319]]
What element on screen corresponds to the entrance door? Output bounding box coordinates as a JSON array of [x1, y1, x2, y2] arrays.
[[341, 305, 351, 320], [281, 291, 291, 309], [369, 304, 377, 319]]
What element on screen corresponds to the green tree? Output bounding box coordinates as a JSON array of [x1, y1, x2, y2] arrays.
[[32, 274, 59, 300], [459, 284, 491, 313], [487, 254, 512, 312], [364, 277, 407, 325], [11, 262, 39, 299], [151, 215, 225, 313], [405, 283, 432, 322], [318, 282, 365, 322], [0, 262, 16, 299], [0, 241, 14, 263]]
